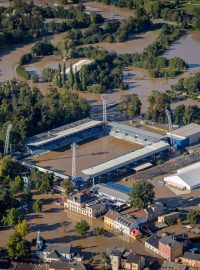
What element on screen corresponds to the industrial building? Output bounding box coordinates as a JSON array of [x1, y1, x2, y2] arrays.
[[82, 141, 170, 179], [92, 183, 131, 204], [164, 161, 200, 190], [167, 123, 200, 148]]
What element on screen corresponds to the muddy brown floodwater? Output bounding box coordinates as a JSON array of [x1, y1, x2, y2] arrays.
[[83, 1, 134, 20], [0, 32, 65, 83], [81, 30, 159, 54], [164, 32, 200, 73], [0, 193, 161, 267], [27, 135, 142, 178]]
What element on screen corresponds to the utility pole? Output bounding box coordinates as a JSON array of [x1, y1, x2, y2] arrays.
[[101, 94, 107, 124], [71, 142, 77, 181]]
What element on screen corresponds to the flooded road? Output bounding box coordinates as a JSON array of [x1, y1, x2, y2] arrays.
[[27, 135, 141, 177], [81, 30, 159, 54]]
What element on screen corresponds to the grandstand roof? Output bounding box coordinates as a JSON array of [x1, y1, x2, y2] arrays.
[[26, 119, 102, 147], [164, 161, 200, 190], [65, 59, 93, 74], [109, 122, 163, 141], [167, 123, 200, 139], [82, 141, 169, 178]]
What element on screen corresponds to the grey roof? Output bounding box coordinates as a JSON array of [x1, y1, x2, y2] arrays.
[[109, 122, 163, 141], [68, 193, 94, 204], [92, 184, 129, 202], [159, 235, 179, 246], [46, 250, 61, 260], [182, 252, 200, 261], [145, 234, 159, 249], [44, 243, 72, 254], [117, 215, 137, 227], [82, 141, 169, 177], [167, 123, 200, 139], [160, 261, 187, 270], [126, 253, 141, 263], [110, 247, 125, 257]]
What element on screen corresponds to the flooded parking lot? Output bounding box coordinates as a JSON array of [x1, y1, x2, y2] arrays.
[[27, 135, 142, 178]]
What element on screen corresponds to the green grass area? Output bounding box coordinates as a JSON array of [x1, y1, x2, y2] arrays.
[[177, 0, 200, 13]]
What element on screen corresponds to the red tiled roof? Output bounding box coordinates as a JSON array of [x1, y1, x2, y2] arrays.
[[131, 209, 148, 218]]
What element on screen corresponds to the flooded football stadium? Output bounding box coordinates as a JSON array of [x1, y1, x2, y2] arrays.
[[27, 135, 142, 178]]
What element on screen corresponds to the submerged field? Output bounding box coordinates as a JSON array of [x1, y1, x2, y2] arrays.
[[26, 135, 142, 178]]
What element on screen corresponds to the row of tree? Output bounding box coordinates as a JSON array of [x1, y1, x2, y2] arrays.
[[0, 80, 90, 147], [0, 1, 103, 47], [118, 91, 200, 125]]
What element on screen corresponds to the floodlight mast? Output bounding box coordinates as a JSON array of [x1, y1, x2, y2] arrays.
[[4, 123, 12, 155]]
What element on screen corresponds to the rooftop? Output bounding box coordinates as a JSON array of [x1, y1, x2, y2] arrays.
[[167, 123, 200, 139], [104, 209, 120, 221], [109, 122, 163, 141], [27, 118, 102, 147], [160, 261, 187, 270], [159, 235, 180, 247], [182, 252, 200, 261], [145, 234, 159, 249], [126, 253, 142, 264], [92, 184, 130, 202], [82, 141, 169, 177], [68, 192, 95, 204]]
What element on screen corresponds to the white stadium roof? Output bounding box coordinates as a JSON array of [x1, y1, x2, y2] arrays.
[[27, 119, 102, 147], [164, 161, 200, 190], [82, 141, 169, 178]]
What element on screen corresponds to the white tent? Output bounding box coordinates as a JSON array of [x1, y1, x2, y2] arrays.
[[164, 162, 200, 190]]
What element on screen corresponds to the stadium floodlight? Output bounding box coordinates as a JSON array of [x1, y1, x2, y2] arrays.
[[101, 94, 107, 124]]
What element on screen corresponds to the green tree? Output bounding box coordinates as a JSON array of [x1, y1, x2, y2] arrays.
[[33, 200, 42, 213], [6, 231, 31, 259], [102, 252, 111, 270], [15, 220, 29, 237], [60, 179, 73, 196], [10, 176, 22, 194], [75, 220, 90, 236], [187, 210, 199, 224], [68, 64, 74, 89], [118, 94, 142, 118], [2, 208, 20, 227], [129, 181, 155, 209], [40, 173, 54, 193]]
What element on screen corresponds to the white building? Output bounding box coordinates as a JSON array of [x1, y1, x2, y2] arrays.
[[65, 59, 93, 74], [64, 192, 107, 218], [164, 162, 200, 190]]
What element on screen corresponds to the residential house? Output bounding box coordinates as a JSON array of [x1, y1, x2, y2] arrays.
[[104, 209, 119, 227], [64, 192, 107, 218], [145, 234, 159, 254], [146, 202, 164, 221], [158, 212, 180, 223], [159, 235, 183, 261], [109, 248, 145, 270], [176, 252, 200, 269], [36, 232, 83, 263]]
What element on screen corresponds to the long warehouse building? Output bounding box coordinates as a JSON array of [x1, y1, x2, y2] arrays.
[[82, 141, 169, 178], [164, 162, 200, 190]]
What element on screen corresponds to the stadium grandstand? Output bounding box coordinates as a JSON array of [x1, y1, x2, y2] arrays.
[[26, 118, 103, 155], [82, 141, 170, 179], [108, 122, 164, 145]]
